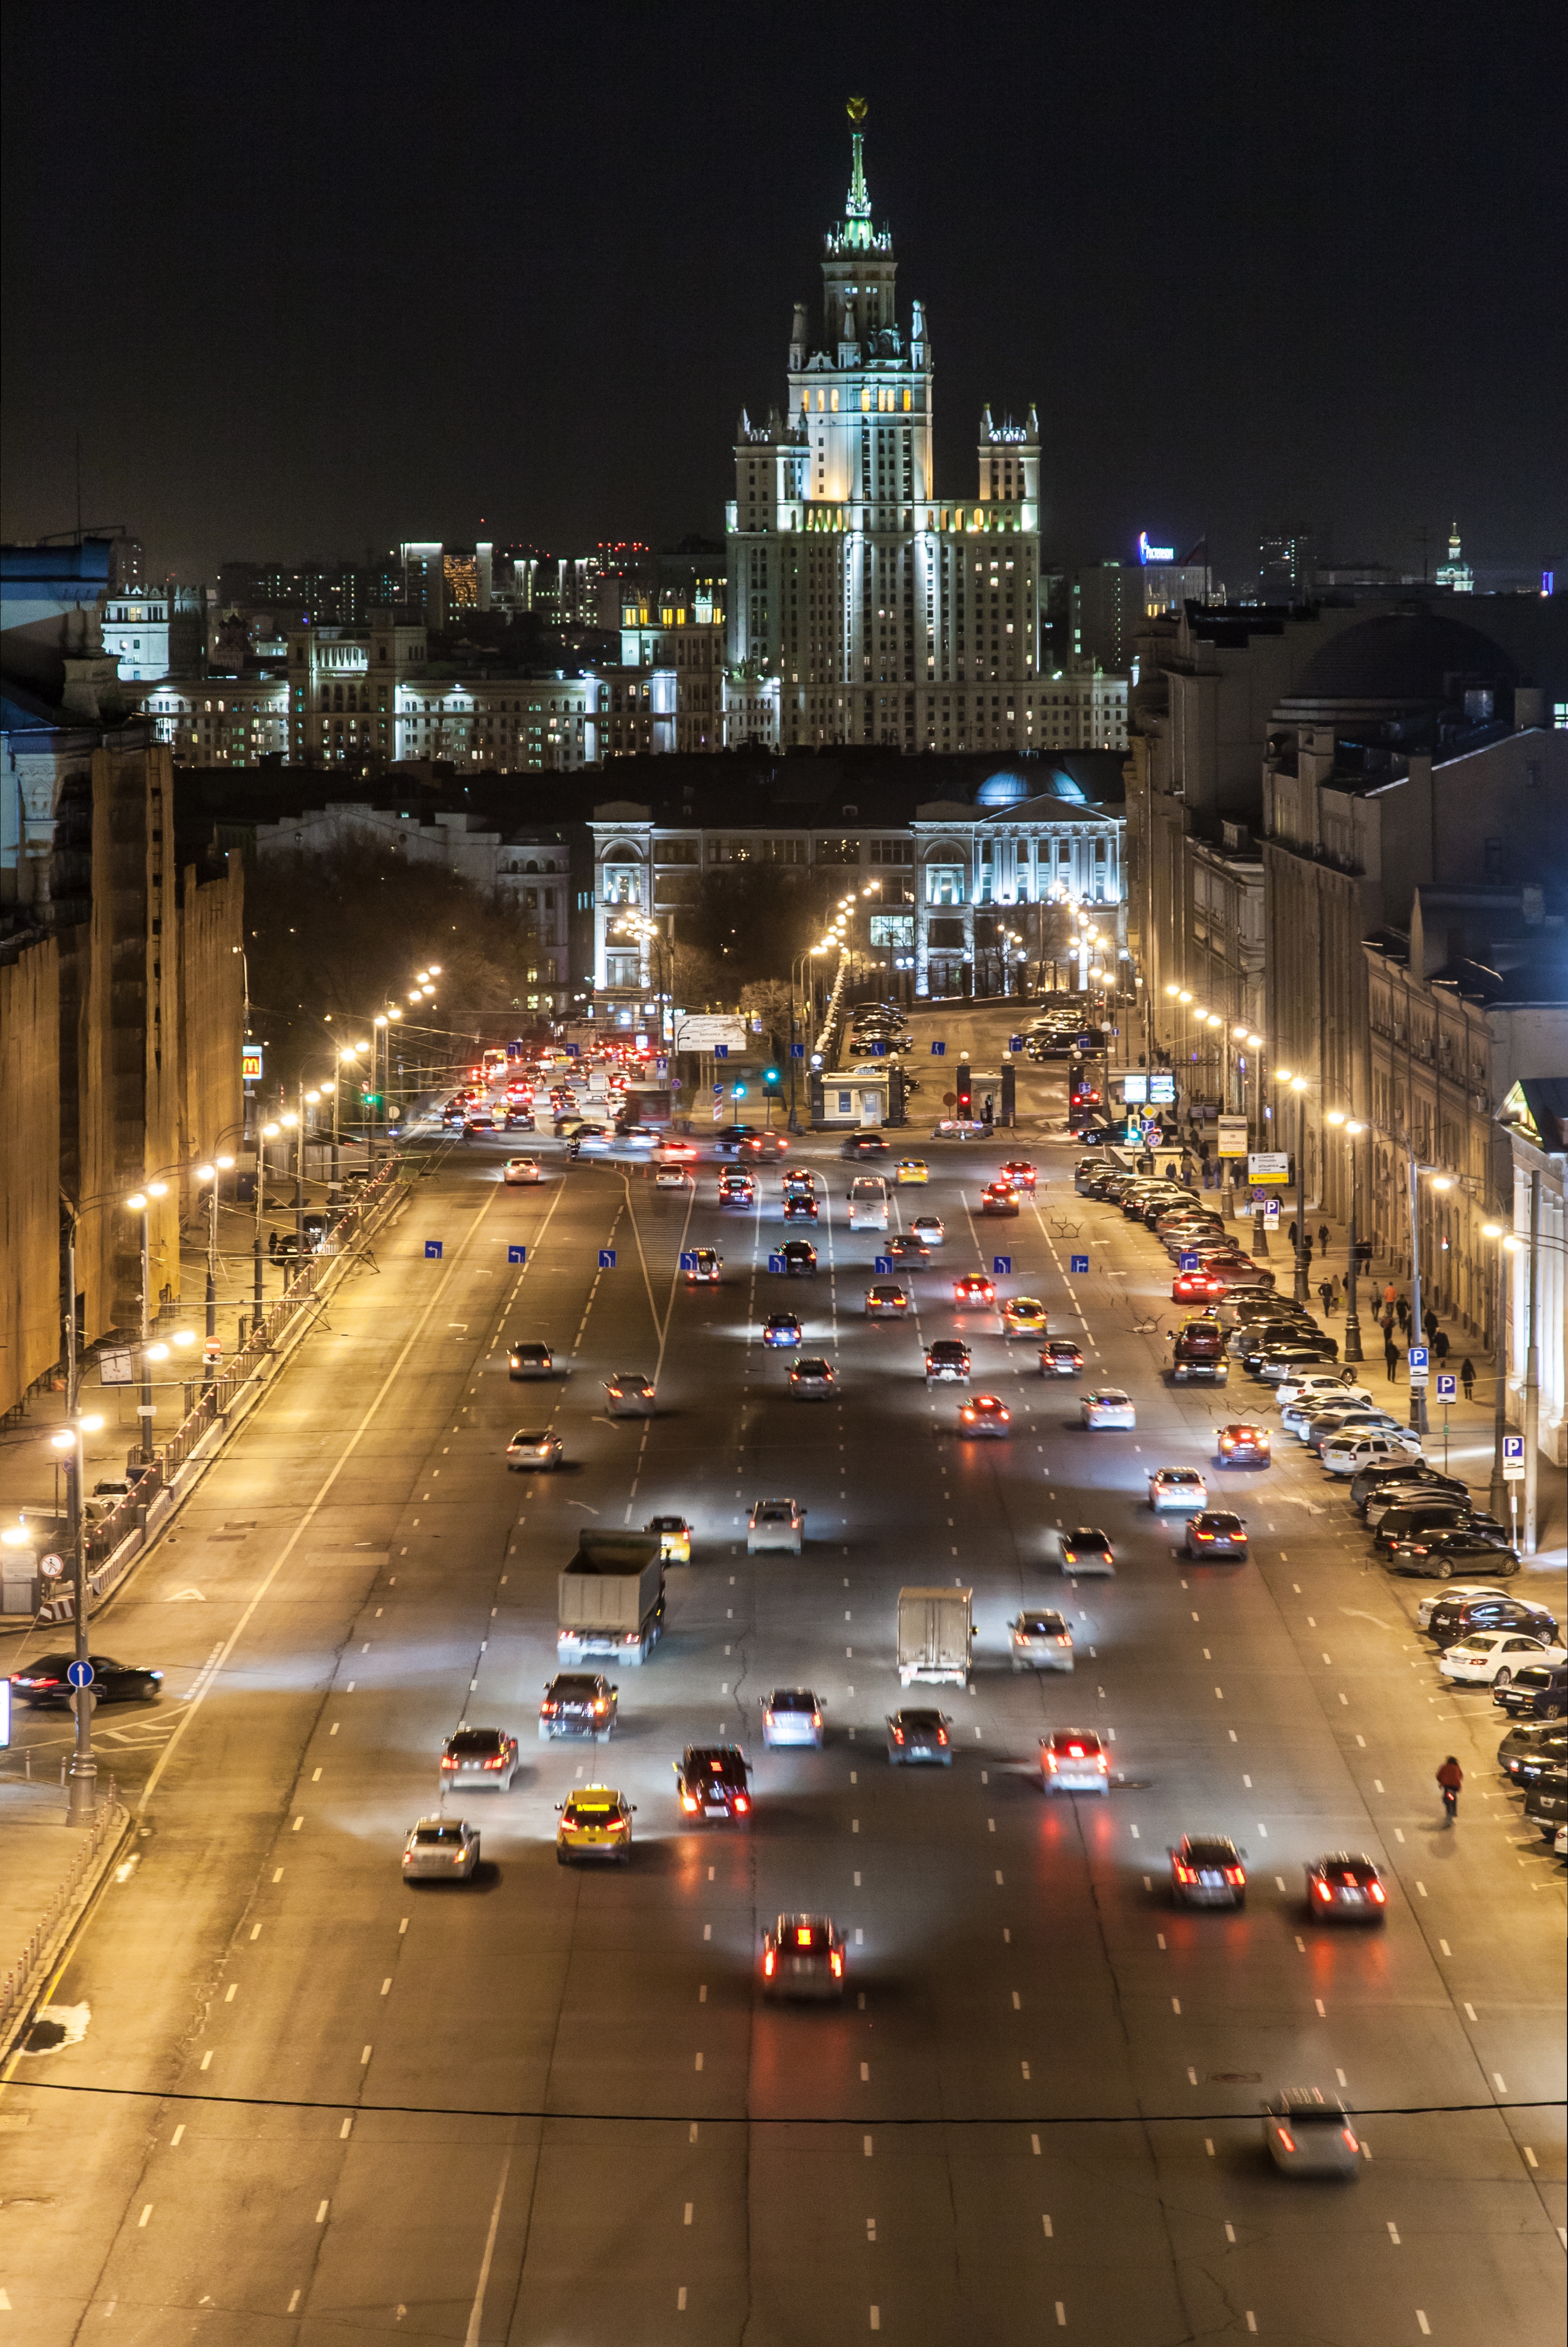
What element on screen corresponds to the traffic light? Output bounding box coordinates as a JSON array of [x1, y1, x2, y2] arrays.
[[955, 1063, 972, 1117], [762, 1065, 783, 1095]]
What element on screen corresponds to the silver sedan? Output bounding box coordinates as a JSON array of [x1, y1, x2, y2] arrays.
[[402, 1818, 481, 1880]]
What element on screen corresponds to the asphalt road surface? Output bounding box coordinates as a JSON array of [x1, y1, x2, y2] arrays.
[[2, 1073, 1563, 2346]]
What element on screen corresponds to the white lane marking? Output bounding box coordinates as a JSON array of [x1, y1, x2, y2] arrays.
[[464, 2147, 514, 2347]]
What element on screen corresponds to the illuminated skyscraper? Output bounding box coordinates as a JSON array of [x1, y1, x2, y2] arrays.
[[727, 104, 1051, 758]]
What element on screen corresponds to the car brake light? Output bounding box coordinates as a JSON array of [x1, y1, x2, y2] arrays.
[[1223, 1867, 1244, 1884], [936, 1730, 948, 1746], [1314, 1880, 1333, 1900], [763, 1948, 776, 1975], [1369, 1881, 1386, 1903], [830, 1950, 843, 1976], [1068, 1744, 1084, 1757], [735, 1794, 750, 1813], [1175, 1862, 1194, 1882], [1341, 2128, 1359, 2151], [1276, 2127, 1296, 2153], [812, 1714, 821, 1727], [1097, 1754, 1108, 1772], [795, 1927, 813, 1946], [1045, 1752, 1058, 1770], [892, 1728, 904, 1743]]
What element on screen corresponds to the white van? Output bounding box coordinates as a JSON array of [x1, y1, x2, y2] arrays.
[[848, 1176, 890, 1231]]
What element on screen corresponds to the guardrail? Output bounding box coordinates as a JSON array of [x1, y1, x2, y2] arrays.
[[0, 1789, 123, 2044]]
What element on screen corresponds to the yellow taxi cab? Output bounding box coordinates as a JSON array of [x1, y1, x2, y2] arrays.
[[646, 1514, 691, 1563], [1001, 1296, 1049, 1338], [896, 1158, 930, 1185], [555, 1784, 635, 1865]]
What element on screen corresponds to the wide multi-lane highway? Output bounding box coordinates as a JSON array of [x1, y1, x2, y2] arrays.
[[3, 1019, 1563, 2346]]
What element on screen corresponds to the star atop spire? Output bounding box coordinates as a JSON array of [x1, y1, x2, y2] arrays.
[[845, 96, 871, 221]]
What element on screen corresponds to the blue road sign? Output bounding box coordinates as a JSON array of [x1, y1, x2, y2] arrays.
[[930, 1040, 946, 1056], [655, 1057, 669, 1077], [424, 1240, 443, 1260], [679, 1251, 698, 1272], [1407, 1344, 1429, 1377], [768, 1252, 787, 1274], [992, 1255, 1012, 1276], [1178, 1251, 1199, 1272], [507, 1245, 527, 1265], [565, 1042, 580, 1056], [874, 1255, 894, 1275], [712, 1084, 724, 1097], [868, 1038, 886, 1055], [1009, 1035, 1023, 1053], [67, 1659, 94, 1689], [598, 1250, 617, 1270], [1071, 1254, 1089, 1275], [715, 1043, 729, 1059], [1435, 1373, 1456, 1403], [791, 1042, 805, 1058], [1502, 1433, 1525, 1479]]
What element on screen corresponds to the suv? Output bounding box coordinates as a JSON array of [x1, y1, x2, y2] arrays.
[[762, 1913, 846, 1999], [925, 1340, 972, 1385], [674, 1745, 752, 1821], [538, 1673, 618, 1740], [1424, 1594, 1559, 1650], [508, 1341, 553, 1381]]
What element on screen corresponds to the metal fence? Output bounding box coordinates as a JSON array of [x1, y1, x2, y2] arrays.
[[0, 1789, 123, 2045]]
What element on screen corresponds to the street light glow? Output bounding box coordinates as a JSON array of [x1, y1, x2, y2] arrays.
[[126, 1192, 147, 1211]]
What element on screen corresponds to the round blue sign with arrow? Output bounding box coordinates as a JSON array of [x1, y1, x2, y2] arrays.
[[67, 1659, 94, 1689]]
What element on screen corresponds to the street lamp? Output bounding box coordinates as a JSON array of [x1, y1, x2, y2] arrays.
[[1274, 1071, 1311, 1302], [194, 1155, 235, 1383], [1324, 1111, 1366, 1364], [123, 1181, 168, 1464], [49, 1407, 107, 1826]]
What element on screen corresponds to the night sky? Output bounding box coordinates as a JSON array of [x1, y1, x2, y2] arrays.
[[3, 0, 1564, 589]]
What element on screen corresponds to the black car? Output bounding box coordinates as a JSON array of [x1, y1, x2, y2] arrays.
[[538, 1673, 618, 1741], [1523, 1770, 1568, 1836], [1374, 1501, 1509, 1551], [781, 1238, 818, 1276], [783, 1195, 819, 1222], [885, 1236, 933, 1270], [674, 1744, 752, 1820], [9, 1651, 164, 1706], [714, 1125, 763, 1158], [1497, 1720, 1568, 1776], [1424, 1595, 1559, 1651], [1351, 1460, 1468, 1509], [1384, 1528, 1520, 1578], [841, 1133, 890, 1160], [1493, 1666, 1568, 1722], [925, 1340, 972, 1385]]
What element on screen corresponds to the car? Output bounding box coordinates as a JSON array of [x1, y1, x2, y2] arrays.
[[1185, 1510, 1248, 1558], [1372, 1501, 1491, 1551], [1150, 1467, 1208, 1512], [718, 1175, 756, 1207], [8, 1652, 164, 1706], [508, 1341, 553, 1380], [1523, 1773, 1568, 1838], [959, 1393, 1011, 1437], [789, 1355, 837, 1398], [1300, 1405, 1406, 1448], [1320, 1429, 1425, 1474], [1074, 1157, 1105, 1193], [841, 1133, 890, 1160], [783, 1194, 819, 1222], [1232, 1317, 1315, 1359], [439, 1727, 519, 1791], [1059, 1526, 1115, 1575], [1263, 2089, 1362, 2178], [1304, 1853, 1388, 1922], [1011, 1609, 1074, 1671], [885, 1236, 932, 1270], [402, 1818, 481, 1881], [912, 1215, 947, 1246], [999, 1160, 1037, 1190], [1216, 1422, 1270, 1466], [897, 1159, 930, 1185], [1001, 1296, 1048, 1338], [566, 1123, 613, 1156], [1082, 1389, 1136, 1429], [674, 1745, 752, 1821], [603, 1373, 656, 1418], [465, 1106, 495, 1131], [715, 1125, 763, 1158], [503, 1157, 542, 1185], [762, 1913, 846, 1999], [865, 1283, 911, 1319], [1359, 1469, 1469, 1521], [748, 1497, 806, 1553], [886, 1707, 953, 1765], [1497, 1721, 1568, 1776], [763, 1312, 803, 1348], [685, 1248, 723, 1285], [1439, 1632, 1568, 1687], [761, 1689, 826, 1748], [1280, 1388, 1377, 1433], [1276, 1371, 1368, 1409], [952, 1273, 994, 1307], [555, 1784, 635, 1864], [1494, 1666, 1568, 1721], [979, 1182, 1020, 1217], [538, 1673, 618, 1740], [1385, 1530, 1520, 1578], [1423, 1593, 1559, 1648], [646, 1514, 691, 1563], [1041, 1728, 1111, 1794], [654, 1165, 690, 1190], [767, 1238, 815, 1281], [1041, 1338, 1084, 1376], [783, 1168, 818, 1196], [614, 1125, 661, 1151], [1172, 1270, 1230, 1303], [506, 1428, 563, 1470], [925, 1340, 971, 1385], [1256, 1343, 1341, 1382], [656, 1139, 698, 1163], [1170, 1834, 1248, 1908]]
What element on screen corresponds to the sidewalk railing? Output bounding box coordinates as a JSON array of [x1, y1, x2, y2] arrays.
[[0, 1787, 123, 2043]]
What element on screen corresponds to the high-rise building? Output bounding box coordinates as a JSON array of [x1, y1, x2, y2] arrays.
[[1258, 525, 1316, 602], [727, 106, 1049, 758], [1435, 522, 1475, 594]]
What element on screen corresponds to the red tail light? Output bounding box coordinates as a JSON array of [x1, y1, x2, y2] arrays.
[[1067, 1744, 1084, 1757], [681, 1794, 699, 1812], [1224, 1866, 1244, 1884], [734, 1794, 750, 1813], [1369, 1881, 1386, 1903], [1097, 1754, 1108, 1772], [763, 1948, 775, 1976], [892, 1729, 905, 1743], [1045, 1753, 1058, 1771], [795, 1927, 813, 1946], [1341, 2129, 1359, 2151], [1314, 1880, 1333, 1900], [936, 1730, 948, 1745], [830, 1950, 843, 1977], [1276, 2127, 1296, 2153], [1175, 1862, 1195, 1882]]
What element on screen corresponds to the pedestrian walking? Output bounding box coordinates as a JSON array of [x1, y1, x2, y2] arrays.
[[1288, 1219, 1298, 1250], [1319, 1279, 1334, 1315], [1423, 1307, 1439, 1345], [1318, 1222, 1330, 1255], [1382, 1282, 1397, 1308], [1395, 1294, 1410, 1333], [1379, 1305, 1394, 1335], [1459, 1355, 1475, 1399], [1384, 1335, 1399, 1382], [1329, 1275, 1341, 1310], [1436, 1755, 1463, 1825], [1434, 1328, 1450, 1364], [1301, 1235, 1314, 1271]]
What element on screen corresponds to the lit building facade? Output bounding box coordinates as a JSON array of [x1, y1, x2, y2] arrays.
[[728, 113, 1081, 759]]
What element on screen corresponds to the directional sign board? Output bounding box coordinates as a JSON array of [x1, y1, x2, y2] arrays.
[[930, 1040, 946, 1056], [768, 1252, 787, 1274], [992, 1255, 1012, 1276], [874, 1256, 894, 1275], [1502, 1433, 1525, 1480], [1148, 1072, 1177, 1104], [714, 1044, 729, 1060], [424, 1240, 443, 1260], [507, 1245, 527, 1265], [598, 1250, 617, 1270], [1071, 1254, 1089, 1275], [868, 1039, 886, 1055], [67, 1659, 94, 1690], [1179, 1251, 1200, 1272], [1407, 1344, 1429, 1382], [1435, 1373, 1456, 1403], [791, 1043, 805, 1058], [679, 1251, 699, 1272], [1247, 1151, 1289, 1184]]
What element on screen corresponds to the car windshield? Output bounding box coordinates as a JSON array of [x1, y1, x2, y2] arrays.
[[1160, 1471, 1202, 1486], [756, 1503, 792, 1521], [795, 1359, 831, 1375], [1049, 1733, 1099, 1754], [564, 1802, 618, 1824], [1314, 1858, 1378, 1883], [1201, 1514, 1243, 1532], [1019, 1615, 1064, 1636], [1070, 1531, 1109, 1548], [550, 1677, 600, 1698], [769, 1691, 816, 1711], [414, 1825, 463, 1844], [448, 1731, 502, 1754], [649, 1517, 684, 1532], [899, 1712, 944, 1730]]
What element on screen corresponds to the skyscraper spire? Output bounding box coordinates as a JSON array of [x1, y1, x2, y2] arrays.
[[845, 95, 871, 221]]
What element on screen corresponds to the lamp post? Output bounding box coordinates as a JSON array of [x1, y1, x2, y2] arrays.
[[1523, 1168, 1542, 1555], [1271, 1071, 1311, 1302], [123, 1181, 168, 1465], [1324, 1111, 1366, 1365], [194, 1155, 235, 1384], [254, 1119, 279, 1311], [50, 1405, 106, 1826], [1482, 1220, 1518, 1522]]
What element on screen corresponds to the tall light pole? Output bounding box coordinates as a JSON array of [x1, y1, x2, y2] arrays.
[[1273, 1070, 1310, 1302], [254, 1118, 279, 1311], [1482, 1219, 1519, 1523], [51, 1405, 106, 1825], [123, 1181, 168, 1466], [1324, 1110, 1366, 1365], [1523, 1168, 1541, 1554], [194, 1155, 235, 1383]]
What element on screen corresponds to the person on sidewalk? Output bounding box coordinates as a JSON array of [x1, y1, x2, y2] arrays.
[[1289, 1220, 1298, 1250], [1319, 1278, 1334, 1315], [1423, 1307, 1439, 1345], [1301, 1235, 1314, 1271], [1459, 1355, 1476, 1400], [1329, 1274, 1341, 1310], [1385, 1334, 1400, 1382], [1396, 1294, 1410, 1333], [1434, 1328, 1450, 1364], [1436, 1755, 1463, 1825], [1383, 1281, 1397, 1309], [1318, 1222, 1330, 1255]]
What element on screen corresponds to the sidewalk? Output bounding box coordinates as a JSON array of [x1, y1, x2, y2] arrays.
[[0, 1781, 131, 2055]]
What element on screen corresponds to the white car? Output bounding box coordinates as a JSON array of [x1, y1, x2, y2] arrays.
[[911, 1215, 946, 1245], [1275, 1372, 1370, 1409], [1010, 1610, 1075, 1671], [402, 1817, 481, 1880], [1321, 1430, 1425, 1475], [1439, 1632, 1568, 1686], [1150, 1467, 1208, 1512], [503, 1157, 542, 1185], [1082, 1389, 1136, 1430], [1280, 1385, 1376, 1432], [748, 1498, 807, 1555]]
